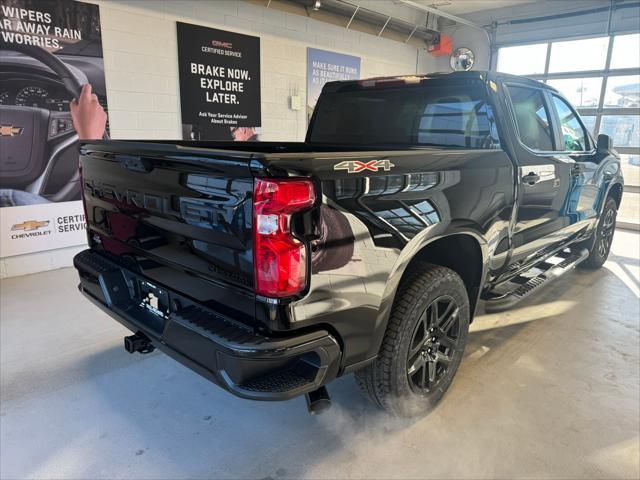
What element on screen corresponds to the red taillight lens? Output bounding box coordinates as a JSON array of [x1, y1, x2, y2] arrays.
[[253, 178, 316, 298]]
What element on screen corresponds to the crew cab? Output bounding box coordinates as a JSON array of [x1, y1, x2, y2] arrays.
[[74, 71, 623, 417]]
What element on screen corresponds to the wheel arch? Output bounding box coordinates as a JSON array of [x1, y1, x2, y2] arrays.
[[405, 234, 485, 316], [355, 230, 488, 368], [608, 182, 623, 210]]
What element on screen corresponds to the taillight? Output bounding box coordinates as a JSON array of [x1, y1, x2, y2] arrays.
[[253, 178, 316, 298]]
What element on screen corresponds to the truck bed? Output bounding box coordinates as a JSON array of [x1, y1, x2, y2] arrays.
[[84, 139, 444, 154]]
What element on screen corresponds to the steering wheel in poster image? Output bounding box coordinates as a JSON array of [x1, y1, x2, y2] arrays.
[[0, 43, 108, 206]]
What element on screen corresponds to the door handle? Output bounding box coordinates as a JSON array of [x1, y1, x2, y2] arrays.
[[571, 163, 588, 175], [522, 172, 541, 185]]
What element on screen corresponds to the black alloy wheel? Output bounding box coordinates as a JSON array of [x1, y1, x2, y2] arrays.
[[597, 207, 615, 258], [407, 295, 460, 394], [579, 197, 618, 269], [355, 263, 470, 417]]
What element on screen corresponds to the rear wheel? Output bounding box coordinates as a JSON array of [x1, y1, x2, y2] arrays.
[[579, 197, 617, 269], [355, 264, 469, 417]]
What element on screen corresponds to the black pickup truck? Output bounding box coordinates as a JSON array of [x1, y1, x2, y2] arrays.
[[74, 71, 623, 417]]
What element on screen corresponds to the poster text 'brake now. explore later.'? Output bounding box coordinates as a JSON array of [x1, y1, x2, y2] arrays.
[[177, 22, 261, 141]]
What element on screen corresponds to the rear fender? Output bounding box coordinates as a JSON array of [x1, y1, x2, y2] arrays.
[[354, 223, 488, 367], [584, 170, 623, 244]]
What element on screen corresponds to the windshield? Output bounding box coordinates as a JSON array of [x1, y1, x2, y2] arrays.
[[308, 79, 499, 149]]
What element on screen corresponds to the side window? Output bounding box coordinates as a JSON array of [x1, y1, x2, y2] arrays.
[[506, 85, 554, 151], [551, 95, 589, 152]]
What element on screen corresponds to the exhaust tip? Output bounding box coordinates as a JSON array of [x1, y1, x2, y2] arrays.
[[305, 386, 331, 415]]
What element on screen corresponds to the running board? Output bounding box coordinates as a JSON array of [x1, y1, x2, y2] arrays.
[[483, 248, 589, 313]]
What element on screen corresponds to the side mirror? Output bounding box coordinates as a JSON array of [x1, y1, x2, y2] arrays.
[[597, 133, 613, 153]]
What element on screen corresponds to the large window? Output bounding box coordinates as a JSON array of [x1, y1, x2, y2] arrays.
[[497, 33, 640, 228], [548, 37, 610, 73], [546, 78, 602, 107], [603, 75, 640, 108], [497, 43, 547, 75]]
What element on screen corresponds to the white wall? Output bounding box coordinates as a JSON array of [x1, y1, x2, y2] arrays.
[[99, 0, 435, 142], [0, 0, 437, 278]]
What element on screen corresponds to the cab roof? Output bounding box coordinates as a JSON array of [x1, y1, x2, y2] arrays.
[[322, 70, 554, 94]]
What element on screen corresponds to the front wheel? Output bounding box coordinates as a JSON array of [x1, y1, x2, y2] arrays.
[[579, 197, 617, 269], [355, 263, 469, 417]]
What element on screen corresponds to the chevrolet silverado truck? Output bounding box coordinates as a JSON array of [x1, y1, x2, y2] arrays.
[[74, 71, 623, 417]]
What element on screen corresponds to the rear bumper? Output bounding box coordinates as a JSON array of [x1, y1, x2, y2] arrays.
[[73, 249, 341, 401]]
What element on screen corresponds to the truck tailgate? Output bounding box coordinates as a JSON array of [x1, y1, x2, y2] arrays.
[[79, 141, 256, 325]]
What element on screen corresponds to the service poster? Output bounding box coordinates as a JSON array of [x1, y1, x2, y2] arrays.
[[177, 22, 261, 141], [307, 47, 360, 122], [0, 0, 108, 258]]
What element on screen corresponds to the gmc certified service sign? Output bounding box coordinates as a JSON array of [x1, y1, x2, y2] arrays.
[[176, 22, 261, 140]]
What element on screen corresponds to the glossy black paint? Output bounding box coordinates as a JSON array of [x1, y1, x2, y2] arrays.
[[76, 71, 623, 400], [73, 249, 341, 400], [250, 147, 513, 367], [81, 143, 257, 326]]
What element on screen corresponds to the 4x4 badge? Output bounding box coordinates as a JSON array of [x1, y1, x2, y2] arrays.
[[334, 159, 395, 173]]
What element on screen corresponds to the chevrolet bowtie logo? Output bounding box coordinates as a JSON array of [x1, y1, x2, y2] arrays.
[[11, 220, 50, 231], [0, 125, 24, 137]]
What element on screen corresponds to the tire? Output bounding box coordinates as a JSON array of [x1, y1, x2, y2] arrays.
[[355, 263, 470, 417], [578, 197, 617, 270]]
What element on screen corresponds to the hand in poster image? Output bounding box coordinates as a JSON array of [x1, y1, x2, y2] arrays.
[[70, 84, 107, 140], [184, 124, 259, 141], [231, 127, 258, 142]]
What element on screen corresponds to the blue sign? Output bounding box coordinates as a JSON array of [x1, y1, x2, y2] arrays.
[[307, 47, 361, 121]]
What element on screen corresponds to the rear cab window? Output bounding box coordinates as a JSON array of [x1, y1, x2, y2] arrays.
[[308, 78, 500, 149]]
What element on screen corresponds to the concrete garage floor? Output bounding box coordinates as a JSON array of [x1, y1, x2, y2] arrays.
[[1, 231, 639, 480]]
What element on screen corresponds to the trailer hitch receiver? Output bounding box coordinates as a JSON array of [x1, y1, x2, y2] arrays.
[[124, 332, 155, 354]]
